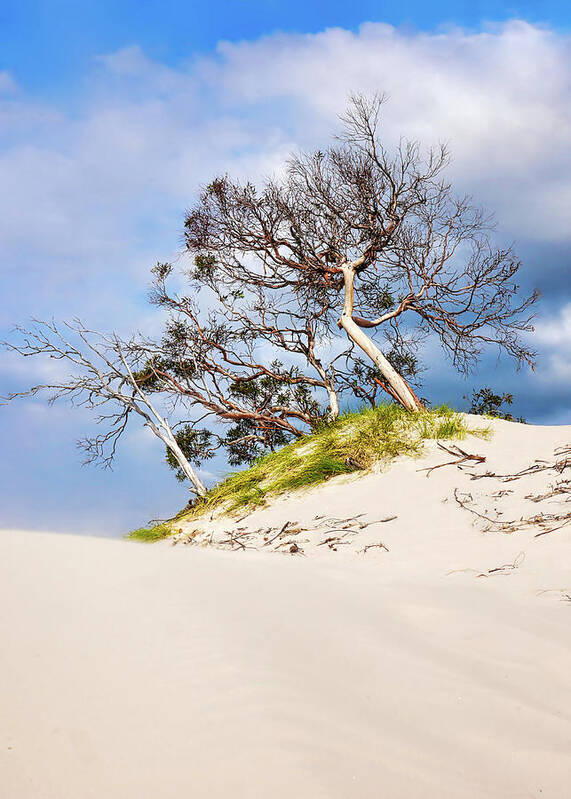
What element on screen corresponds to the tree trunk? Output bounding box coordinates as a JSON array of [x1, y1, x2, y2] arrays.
[[327, 386, 340, 419], [338, 264, 425, 412], [145, 418, 208, 497], [165, 434, 208, 496]]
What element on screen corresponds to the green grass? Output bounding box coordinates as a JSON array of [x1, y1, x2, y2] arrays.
[[127, 523, 172, 543], [181, 403, 486, 522]]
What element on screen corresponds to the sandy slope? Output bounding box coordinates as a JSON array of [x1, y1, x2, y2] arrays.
[[175, 417, 571, 586], [1, 418, 570, 798]]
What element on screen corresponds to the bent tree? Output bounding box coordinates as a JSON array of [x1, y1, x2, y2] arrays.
[[183, 94, 538, 411]]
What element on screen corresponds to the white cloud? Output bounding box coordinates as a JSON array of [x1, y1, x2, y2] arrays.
[[534, 303, 571, 347], [206, 21, 571, 240], [533, 304, 571, 383]]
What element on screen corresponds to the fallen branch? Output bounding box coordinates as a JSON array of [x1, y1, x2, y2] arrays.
[[534, 515, 571, 537], [419, 443, 486, 477], [453, 489, 500, 527]]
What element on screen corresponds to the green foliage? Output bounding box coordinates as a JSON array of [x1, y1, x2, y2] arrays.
[[131, 356, 164, 390], [467, 387, 525, 422], [386, 348, 419, 381], [221, 419, 290, 466], [184, 404, 481, 518], [191, 253, 217, 281], [166, 426, 215, 480], [127, 523, 172, 542], [151, 261, 173, 280]]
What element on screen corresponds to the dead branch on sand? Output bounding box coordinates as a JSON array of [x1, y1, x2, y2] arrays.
[[418, 443, 486, 477], [525, 480, 571, 503], [468, 445, 570, 483], [453, 488, 571, 538]]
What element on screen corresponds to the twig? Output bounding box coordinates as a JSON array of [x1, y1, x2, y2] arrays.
[[359, 542, 389, 554], [317, 533, 352, 546], [525, 481, 571, 503], [448, 552, 525, 578], [453, 488, 500, 526], [263, 520, 293, 546], [534, 516, 571, 537], [480, 551, 525, 576], [454, 488, 571, 537], [311, 513, 366, 528], [468, 449, 571, 483]]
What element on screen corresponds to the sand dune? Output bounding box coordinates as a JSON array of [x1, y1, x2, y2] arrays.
[[1, 418, 570, 797]]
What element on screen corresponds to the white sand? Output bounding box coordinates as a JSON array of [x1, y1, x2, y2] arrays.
[[1, 418, 570, 797]]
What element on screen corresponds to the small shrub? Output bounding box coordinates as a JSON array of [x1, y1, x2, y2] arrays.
[[467, 387, 525, 422]]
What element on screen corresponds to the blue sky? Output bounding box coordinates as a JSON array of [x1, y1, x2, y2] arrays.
[[1, 2, 570, 535]]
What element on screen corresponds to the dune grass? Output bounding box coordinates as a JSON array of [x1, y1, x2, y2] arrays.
[[127, 404, 488, 541], [127, 523, 172, 543], [179, 404, 484, 523]]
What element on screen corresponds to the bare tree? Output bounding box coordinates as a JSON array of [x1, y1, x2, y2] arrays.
[[2, 320, 207, 496], [183, 94, 538, 411]]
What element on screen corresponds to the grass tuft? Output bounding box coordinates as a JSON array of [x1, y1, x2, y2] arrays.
[[183, 404, 484, 521], [127, 523, 172, 542]]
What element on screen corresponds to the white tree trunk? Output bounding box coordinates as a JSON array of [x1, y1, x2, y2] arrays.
[[118, 351, 209, 497], [338, 264, 424, 412], [327, 387, 340, 419], [145, 419, 208, 497], [164, 432, 208, 496]]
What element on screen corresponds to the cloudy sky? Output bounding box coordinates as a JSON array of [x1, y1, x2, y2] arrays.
[[1, 1, 570, 536]]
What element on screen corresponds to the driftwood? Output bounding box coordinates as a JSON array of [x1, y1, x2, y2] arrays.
[[418, 443, 486, 477], [480, 551, 525, 576], [263, 521, 294, 547]]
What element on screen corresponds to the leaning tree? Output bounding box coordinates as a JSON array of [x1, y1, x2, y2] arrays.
[[2, 320, 208, 496], [183, 94, 538, 412]]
